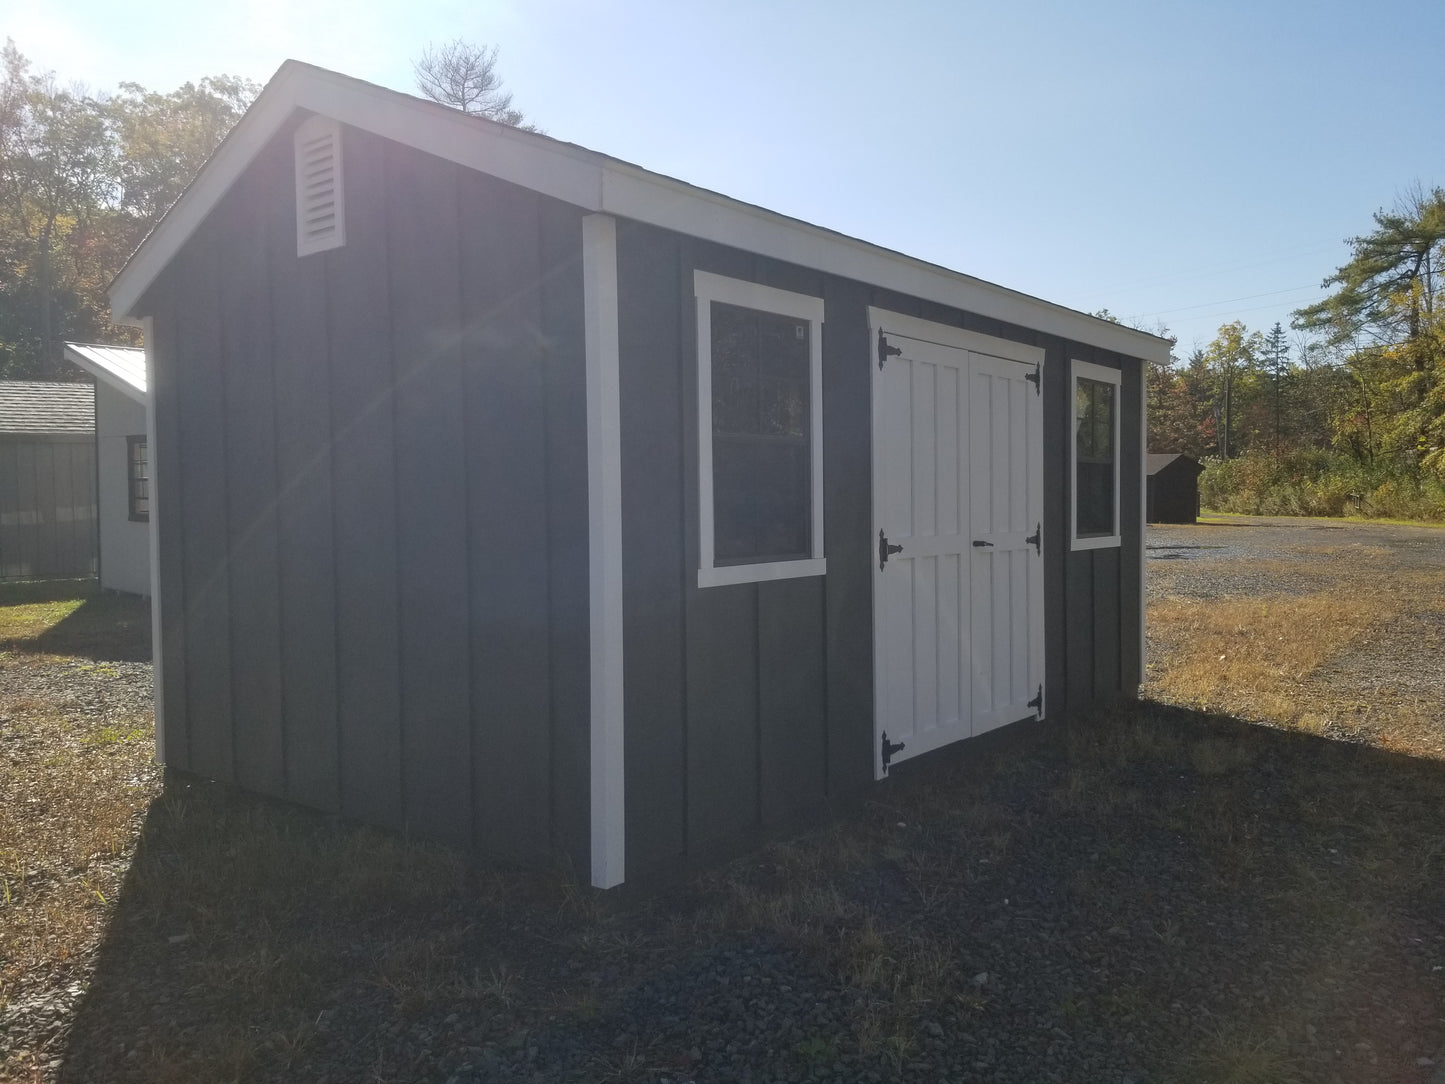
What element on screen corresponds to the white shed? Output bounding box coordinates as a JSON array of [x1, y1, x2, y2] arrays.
[[64, 343, 151, 596]]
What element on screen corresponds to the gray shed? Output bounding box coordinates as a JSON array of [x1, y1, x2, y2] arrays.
[[0, 381, 98, 582], [109, 61, 1171, 888]]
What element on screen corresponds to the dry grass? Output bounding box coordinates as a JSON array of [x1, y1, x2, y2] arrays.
[[1147, 545, 1445, 758], [1148, 588, 1380, 718]]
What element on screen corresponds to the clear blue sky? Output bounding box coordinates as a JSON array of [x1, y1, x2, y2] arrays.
[[14, 0, 1445, 358]]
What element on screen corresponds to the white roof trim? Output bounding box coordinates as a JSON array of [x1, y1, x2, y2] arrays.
[[63, 342, 148, 403], [110, 61, 1172, 365]]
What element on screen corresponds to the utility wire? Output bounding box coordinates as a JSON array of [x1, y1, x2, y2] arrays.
[[1136, 284, 1321, 319]]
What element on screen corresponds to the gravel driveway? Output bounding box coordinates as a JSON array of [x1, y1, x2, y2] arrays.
[[1145, 514, 1445, 757]]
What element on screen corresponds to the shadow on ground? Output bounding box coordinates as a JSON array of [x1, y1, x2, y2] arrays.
[[57, 702, 1445, 1083], [0, 588, 152, 663]]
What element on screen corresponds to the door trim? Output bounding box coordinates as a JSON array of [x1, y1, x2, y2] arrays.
[[868, 309, 1045, 369]]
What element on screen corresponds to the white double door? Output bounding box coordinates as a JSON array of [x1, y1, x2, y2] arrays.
[[871, 312, 1044, 777]]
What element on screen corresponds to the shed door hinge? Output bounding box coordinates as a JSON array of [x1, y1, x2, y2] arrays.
[[878, 328, 902, 370], [1025, 363, 1040, 394], [878, 528, 902, 570], [1027, 684, 1043, 717], [881, 731, 906, 775], [1025, 522, 1040, 555]]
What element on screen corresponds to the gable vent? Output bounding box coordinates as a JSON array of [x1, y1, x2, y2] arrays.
[[294, 115, 345, 256]]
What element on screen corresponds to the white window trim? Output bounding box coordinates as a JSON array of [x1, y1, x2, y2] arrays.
[[1071, 358, 1122, 551], [695, 270, 825, 589]]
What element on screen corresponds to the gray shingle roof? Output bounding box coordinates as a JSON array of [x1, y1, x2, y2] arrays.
[[0, 381, 95, 434]]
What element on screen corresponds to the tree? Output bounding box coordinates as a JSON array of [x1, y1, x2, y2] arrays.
[[0, 40, 255, 377], [0, 41, 115, 374], [1294, 187, 1445, 473], [107, 75, 256, 226], [413, 39, 532, 128], [1202, 321, 1263, 458], [1262, 321, 1290, 452]]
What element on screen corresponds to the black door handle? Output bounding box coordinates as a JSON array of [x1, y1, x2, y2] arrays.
[[972, 540, 993, 548]]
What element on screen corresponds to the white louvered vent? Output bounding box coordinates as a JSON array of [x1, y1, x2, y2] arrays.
[[294, 115, 345, 256]]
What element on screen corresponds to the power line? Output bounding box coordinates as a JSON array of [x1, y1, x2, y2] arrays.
[[1136, 284, 1320, 319]]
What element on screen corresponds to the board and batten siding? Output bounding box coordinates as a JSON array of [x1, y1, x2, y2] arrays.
[[139, 116, 1145, 881], [142, 117, 592, 872], [614, 222, 1146, 879]]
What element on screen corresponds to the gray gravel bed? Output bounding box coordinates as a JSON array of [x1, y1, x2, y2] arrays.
[[43, 709, 1445, 1084], [7, 525, 1445, 1083]]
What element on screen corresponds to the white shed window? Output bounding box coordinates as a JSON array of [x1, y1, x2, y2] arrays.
[[1072, 359, 1122, 549], [294, 115, 346, 257], [695, 271, 825, 588]]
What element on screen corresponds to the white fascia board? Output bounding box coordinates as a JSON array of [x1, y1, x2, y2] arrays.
[[601, 170, 1169, 365], [290, 75, 605, 211], [112, 60, 1172, 368]]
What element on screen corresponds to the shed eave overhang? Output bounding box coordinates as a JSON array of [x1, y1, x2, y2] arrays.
[[110, 60, 1173, 366]]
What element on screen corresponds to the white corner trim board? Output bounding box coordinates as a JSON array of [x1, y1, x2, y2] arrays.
[[583, 214, 625, 890], [1138, 365, 1148, 687], [142, 317, 165, 760]]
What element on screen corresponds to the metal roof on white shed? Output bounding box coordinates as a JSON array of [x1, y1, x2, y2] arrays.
[[63, 342, 147, 404]]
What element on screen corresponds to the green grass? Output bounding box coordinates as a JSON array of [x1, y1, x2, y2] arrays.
[[0, 579, 150, 661], [1198, 508, 1445, 529]]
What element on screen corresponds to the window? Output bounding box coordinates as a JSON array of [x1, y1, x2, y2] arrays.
[[1071, 360, 1120, 548], [127, 435, 149, 523], [695, 271, 825, 587]]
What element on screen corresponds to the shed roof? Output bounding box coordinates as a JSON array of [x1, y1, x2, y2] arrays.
[[63, 342, 147, 404], [110, 61, 1173, 366], [1147, 452, 1204, 476], [0, 381, 95, 435]]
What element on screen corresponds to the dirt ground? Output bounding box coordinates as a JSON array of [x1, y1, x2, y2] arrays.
[[1144, 514, 1445, 759]]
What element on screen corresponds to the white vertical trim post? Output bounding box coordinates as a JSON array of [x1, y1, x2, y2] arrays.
[[1138, 359, 1148, 689], [583, 214, 625, 889], [142, 317, 165, 759]]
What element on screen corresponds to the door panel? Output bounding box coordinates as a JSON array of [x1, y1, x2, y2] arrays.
[[873, 334, 971, 772], [873, 321, 1043, 776], [968, 352, 1043, 735]]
